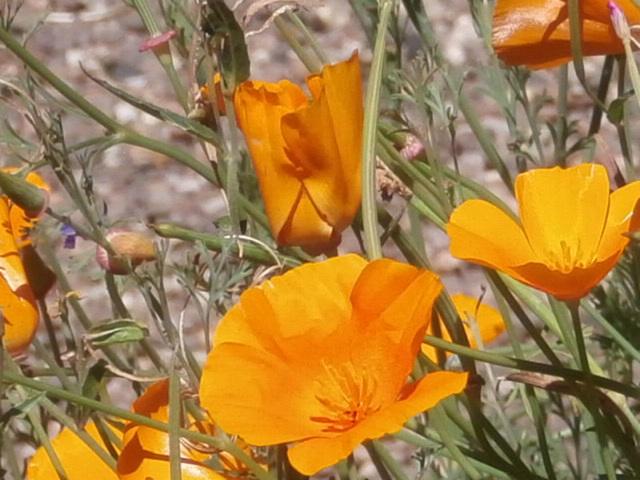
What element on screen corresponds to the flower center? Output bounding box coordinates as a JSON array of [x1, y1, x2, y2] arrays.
[[310, 361, 380, 433], [543, 239, 595, 272]]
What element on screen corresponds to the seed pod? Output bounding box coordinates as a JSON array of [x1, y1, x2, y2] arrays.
[[0, 170, 49, 218], [96, 230, 156, 275]]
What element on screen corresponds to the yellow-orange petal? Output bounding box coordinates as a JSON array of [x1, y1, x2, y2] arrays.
[[422, 294, 505, 362], [233, 79, 309, 242], [1, 279, 38, 355], [597, 180, 640, 261], [447, 199, 535, 279], [200, 343, 323, 446], [287, 371, 468, 475], [276, 184, 336, 249], [26, 422, 120, 480], [214, 254, 366, 350], [281, 52, 363, 234], [119, 380, 224, 480], [509, 255, 624, 300], [516, 164, 610, 267], [0, 199, 29, 292], [350, 259, 443, 403]]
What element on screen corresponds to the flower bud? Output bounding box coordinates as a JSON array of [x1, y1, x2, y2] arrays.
[[0, 170, 49, 218], [96, 230, 156, 275]]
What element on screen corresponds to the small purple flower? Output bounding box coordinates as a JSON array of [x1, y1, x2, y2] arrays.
[[61, 224, 77, 249]]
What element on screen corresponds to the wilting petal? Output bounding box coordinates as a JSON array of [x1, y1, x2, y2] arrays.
[[282, 52, 363, 234], [26, 422, 120, 480], [233, 80, 308, 241], [287, 371, 468, 475], [516, 164, 609, 267], [447, 199, 536, 277]]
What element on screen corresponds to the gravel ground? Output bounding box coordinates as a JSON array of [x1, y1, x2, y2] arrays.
[[1, 0, 634, 476]]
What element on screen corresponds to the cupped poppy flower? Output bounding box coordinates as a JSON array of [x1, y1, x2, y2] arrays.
[[200, 254, 469, 475], [422, 294, 505, 362], [492, 0, 640, 69], [234, 52, 363, 252], [117, 380, 225, 480], [26, 421, 121, 479], [447, 164, 640, 300]]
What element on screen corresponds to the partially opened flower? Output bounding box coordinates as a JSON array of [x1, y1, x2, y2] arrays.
[[117, 380, 225, 480], [492, 0, 640, 69], [234, 52, 363, 252], [447, 164, 640, 300], [26, 421, 121, 479], [422, 294, 505, 362], [200, 255, 469, 475]]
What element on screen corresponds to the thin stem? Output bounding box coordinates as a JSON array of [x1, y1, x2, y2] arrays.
[[361, 0, 394, 260]]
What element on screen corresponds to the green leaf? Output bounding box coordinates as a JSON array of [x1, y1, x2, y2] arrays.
[[85, 319, 149, 348], [202, 0, 251, 89], [607, 92, 632, 126], [80, 66, 221, 147], [0, 392, 46, 425]]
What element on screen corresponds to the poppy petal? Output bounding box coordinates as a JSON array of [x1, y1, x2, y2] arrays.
[[447, 199, 535, 273], [233, 80, 308, 240], [287, 371, 468, 475], [516, 164, 609, 267], [597, 180, 640, 260], [26, 422, 120, 480]]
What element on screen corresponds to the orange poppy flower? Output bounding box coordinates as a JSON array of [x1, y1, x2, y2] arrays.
[[234, 53, 363, 252], [118, 380, 225, 480], [200, 255, 469, 475], [422, 294, 505, 362], [492, 0, 640, 69], [447, 164, 640, 300], [26, 421, 121, 479]]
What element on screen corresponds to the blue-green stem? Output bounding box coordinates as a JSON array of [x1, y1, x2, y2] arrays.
[[361, 0, 394, 260], [2, 370, 274, 480], [168, 354, 182, 480]]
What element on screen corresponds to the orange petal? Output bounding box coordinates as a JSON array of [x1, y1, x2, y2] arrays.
[[0, 199, 29, 292], [422, 294, 505, 362], [492, 0, 640, 68], [200, 343, 323, 445], [119, 380, 224, 480], [1, 279, 38, 355], [233, 80, 308, 241], [276, 184, 336, 249], [214, 254, 366, 352], [281, 52, 363, 234], [597, 180, 640, 260], [447, 199, 535, 277], [287, 371, 468, 475], [26, 422, 120, 480], [350, 259, 443, 402], [516, 164, 610, 265], [509, 258, 619, 300]]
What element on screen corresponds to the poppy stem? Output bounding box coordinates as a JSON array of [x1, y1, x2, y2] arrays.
[[361, 0, 395, 260]]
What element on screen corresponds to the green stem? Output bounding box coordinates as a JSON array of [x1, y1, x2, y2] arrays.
[[423, 335, 640, 398], [361, 0, 394, 260], [2, 370, 274, 480]]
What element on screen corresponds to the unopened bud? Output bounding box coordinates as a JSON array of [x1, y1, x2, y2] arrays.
[[96, 229, 156, 275], [0, 170, 49, 218]]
